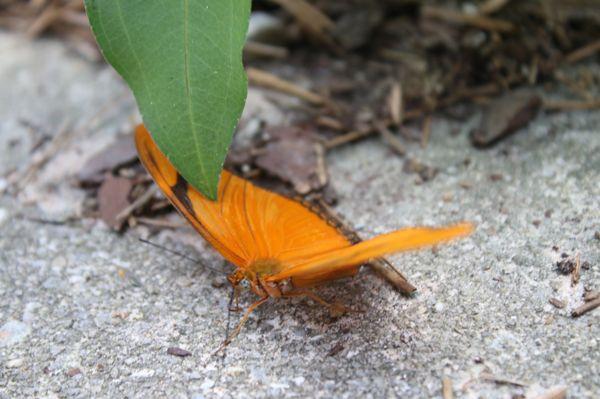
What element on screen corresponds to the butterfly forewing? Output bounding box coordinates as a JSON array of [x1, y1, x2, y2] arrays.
[[135, 125, 353, 272]]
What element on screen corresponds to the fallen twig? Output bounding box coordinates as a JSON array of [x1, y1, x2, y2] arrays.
[[442, 376, 454, 399], [247, 67, 326, 106], [572, 297, 600, 317], [421, 115, 432, 148], [244, 41, 288, 59], [583, 290, 599, 302], [269, 0, 339, 52], [564, 39, 600, 64], [323, 127, 375, 150], [422, 5, 514, 32], [377, 122, 406, 156], [479, 372, 527, 387], [115, 185, 158, 224], [135, 217, 187, 230], [478, 0, 511, 15], [544, 99, 600, 111], [571, 253, 581, 286], [388, 82, 403, 126]]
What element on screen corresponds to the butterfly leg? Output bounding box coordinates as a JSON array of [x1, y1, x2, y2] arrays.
[[282, 289, 349, 316], [227, 271, 245, 312], [214, 296, 269, 354], [228, 284, 244, 312]]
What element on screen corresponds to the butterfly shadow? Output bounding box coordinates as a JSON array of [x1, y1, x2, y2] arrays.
[[224, 267, 412, 354]]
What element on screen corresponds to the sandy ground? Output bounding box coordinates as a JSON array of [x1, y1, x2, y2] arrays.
[[0, 32, 599, 398]]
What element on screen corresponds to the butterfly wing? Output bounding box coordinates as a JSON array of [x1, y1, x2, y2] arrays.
[[135, 124, 352, 270], [266, 223, 473, 285], [135, 125, 252, 266], [215, 164, 354, 268]]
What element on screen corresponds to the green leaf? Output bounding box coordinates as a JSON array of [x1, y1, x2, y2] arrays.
[[85, 0, 250, 200]]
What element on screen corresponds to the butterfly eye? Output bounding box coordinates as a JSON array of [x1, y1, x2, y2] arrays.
[[239, 279, 250, 289]]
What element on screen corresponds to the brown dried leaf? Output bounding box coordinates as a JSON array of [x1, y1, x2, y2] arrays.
[[255, 128, 326, 195], [98, 175, 133, 230], [471, 90, 542, 147], [78, 134, 137, 185]]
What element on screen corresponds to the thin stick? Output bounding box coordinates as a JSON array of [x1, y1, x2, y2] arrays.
[[544, 99, 600, 111], [478, 0, 511, 15], [442, 376, 454, 399], [422, 5, 514, 32], [421, 115, 432, 148], [324, 128, 374, 150], [115, 185, 158, 223], [135, 217, 187, 229], [479, 372, 527, 387], [377, 122, 406, 156], [571, 297, 600, 317], [244, 41, 288, 59], [314, 143, 328, 187], [389, 82, 404, 126], [247, 67, 326, 105], [565, 39, 600, 64], [571, 253, 581, 286]]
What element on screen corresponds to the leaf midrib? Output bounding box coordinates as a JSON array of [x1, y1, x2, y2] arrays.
[[183, 0, 210, 197]]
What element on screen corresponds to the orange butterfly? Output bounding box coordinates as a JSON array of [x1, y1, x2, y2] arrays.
[[135, 124, 473, 345]]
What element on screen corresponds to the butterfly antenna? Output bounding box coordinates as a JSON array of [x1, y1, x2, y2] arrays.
[[138, 238, 227, 275]]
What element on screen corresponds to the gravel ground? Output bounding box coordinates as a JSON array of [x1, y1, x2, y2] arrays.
[[0, 32, 599, 398]]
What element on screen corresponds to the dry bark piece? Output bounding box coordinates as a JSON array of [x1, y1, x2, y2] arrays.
[[66, 368, 81, 377], [548, 298, 565, 309], [98, 175, 133, 230], [572, 297, 600, 317], [471, 90, 542, 148], [78, 134, 137, 185], [167, 347, 192, 357]]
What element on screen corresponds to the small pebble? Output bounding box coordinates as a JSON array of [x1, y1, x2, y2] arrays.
[[6, 358, 24, 368]]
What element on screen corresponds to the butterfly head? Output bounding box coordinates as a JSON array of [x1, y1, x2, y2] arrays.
[[226, 259, 290, 298]]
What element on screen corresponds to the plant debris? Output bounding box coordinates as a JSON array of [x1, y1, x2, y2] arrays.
[[548, 298, 565, 309], [254, 126, 327, 194], [583, 290, 599, 302], [97, 174, 133, 230], [167, 347, 192, 357], [326, 342, 344, 357], [78, 134, 137, 185], [403, 158, 438, 183], [66, 367, 82, 377], [442, 376, 453, 399], [471, 90, 542, 147], [572, 297, 600, 318], [555, 254, 576, 275]]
